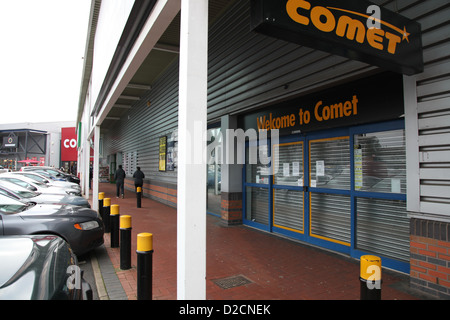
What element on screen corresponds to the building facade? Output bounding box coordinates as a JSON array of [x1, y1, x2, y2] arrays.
[[77, 0, 450, 299], [0, 121, 76, 171]]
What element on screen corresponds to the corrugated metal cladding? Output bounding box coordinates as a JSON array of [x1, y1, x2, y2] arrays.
[[411, 0, 450, 217], [103, 61, 179, 183], [103, 0, 450, 219]]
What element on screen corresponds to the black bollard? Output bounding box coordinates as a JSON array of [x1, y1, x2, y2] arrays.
[[103, 198, 111, 233], [98, 192, 104, 220], [120, 215, 132, 270], [137, 186, 142, 208], [110, 204, 120, 248], [360, 255, 382, 300], [137, 233, 153, 300]]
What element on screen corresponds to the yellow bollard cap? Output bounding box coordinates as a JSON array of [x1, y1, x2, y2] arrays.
[[360, 255, 382, 281], [98, 192, 105, 200], [137, 187, 142, 193], [103, 198, 111, 206], [111, 204, 120, 215], [120, 215, 132, 229], [137, 233, 153, 252]]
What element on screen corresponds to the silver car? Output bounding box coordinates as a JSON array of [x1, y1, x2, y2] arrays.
[[12, 171, 81, 192], [0, 173, 81, 196], [0, 180, 90, 208]]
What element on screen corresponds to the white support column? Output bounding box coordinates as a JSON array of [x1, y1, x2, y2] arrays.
[[177, 0, 208, 300], [93, 126, 100, 211], [84, 135, 90, 200]]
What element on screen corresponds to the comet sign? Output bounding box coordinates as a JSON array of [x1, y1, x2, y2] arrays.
[[250, 0, 423, 75], [61, 127, 77, 162]]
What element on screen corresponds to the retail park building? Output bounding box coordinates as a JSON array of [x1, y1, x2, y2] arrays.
[[0, 122, 78, 171], [76, 0, 450, 299]]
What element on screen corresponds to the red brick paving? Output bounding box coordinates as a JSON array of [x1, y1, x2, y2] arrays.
[[94, 182, 421, 300]]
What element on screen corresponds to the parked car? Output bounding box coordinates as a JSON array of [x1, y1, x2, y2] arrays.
[[12, 171, 80, 192], [0, 173, 81, 196], [0, 235, 92, 300], [21, 166, 80, 184], [0, 180, 90, 208], [0, 194, 104, 256]]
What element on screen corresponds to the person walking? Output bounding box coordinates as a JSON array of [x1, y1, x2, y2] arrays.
[[114, 165, 126, 198], [133, 166, 145, 192]]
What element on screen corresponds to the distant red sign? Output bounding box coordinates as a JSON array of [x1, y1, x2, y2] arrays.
[[61, 127, 77, 162]]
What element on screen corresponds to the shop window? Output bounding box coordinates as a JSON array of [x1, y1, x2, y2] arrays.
[[207, 127, 222, 216], [309, 137, 350, 190], [246, 186, 269, 225], [273, 142, 303, 186], [354, 129, 406, 194], [245, 141, 270, 185]]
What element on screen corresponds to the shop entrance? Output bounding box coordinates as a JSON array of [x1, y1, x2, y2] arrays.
[[243, 120, 409, 273]]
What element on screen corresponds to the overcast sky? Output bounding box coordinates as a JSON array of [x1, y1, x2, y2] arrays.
[[0, 0, 91, 125]]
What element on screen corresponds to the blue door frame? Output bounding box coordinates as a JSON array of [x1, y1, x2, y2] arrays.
[[243, 119, 409, 273]]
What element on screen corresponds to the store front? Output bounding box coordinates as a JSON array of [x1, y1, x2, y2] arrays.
[[241, 72, 409, 272], [79, 0, 450, 298]]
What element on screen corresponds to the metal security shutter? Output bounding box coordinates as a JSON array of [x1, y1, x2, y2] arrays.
[[310, 193, 351, 245], [273, 190, 303, 232], [273, 142, 303, 186], [273, 141, 304, 232], [245, 187, 269, 225], [309, 137, 351, 190], [355, 129, 406, 193], [356, 198, 409, 262], [309, 137, 351, 244]]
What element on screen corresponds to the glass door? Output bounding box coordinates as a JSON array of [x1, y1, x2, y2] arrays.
[[307, 136, 352, 250], [244, 139, 271, 231], [272, 140, 305, 236]]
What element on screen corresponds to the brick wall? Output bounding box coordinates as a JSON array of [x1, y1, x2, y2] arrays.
[[221, 192, 243, 225], [125, 178, 177, 208], [410, 218, 450, 299]]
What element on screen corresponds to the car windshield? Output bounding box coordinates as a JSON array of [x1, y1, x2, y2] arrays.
[[35, 171, 55, 179], [22, 174, 48, 184], [47, 169, 64, 177], [15, 190, 39, 199], [1, 178, 37, 191]]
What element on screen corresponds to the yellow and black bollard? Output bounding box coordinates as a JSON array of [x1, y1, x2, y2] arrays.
[[110, 204, 120, 248], [98, 192, 105, 219], [103, 198, 111, 233], [360, 255, 382, 300], [136, 187, 142, 208], [120, 215, 132, 270], [137, 233, 153, 300]]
